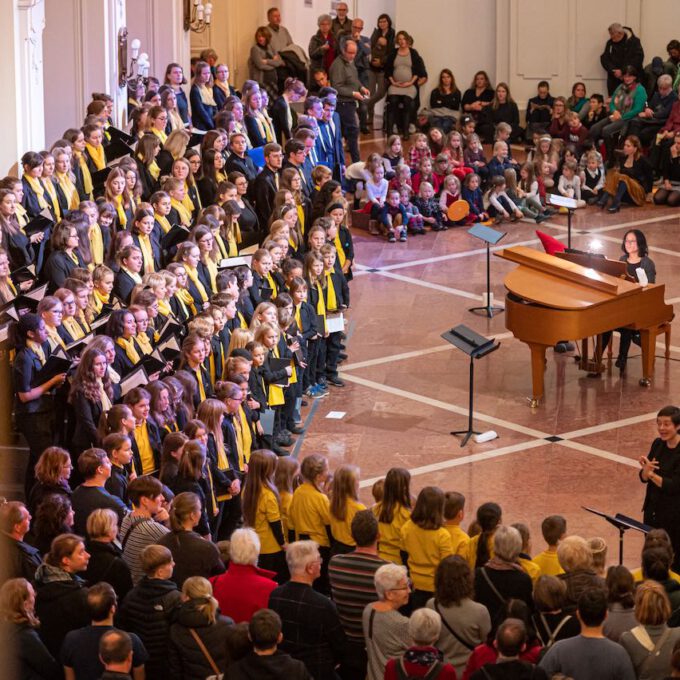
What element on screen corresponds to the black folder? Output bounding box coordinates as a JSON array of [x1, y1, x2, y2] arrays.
[[32, 349, 73, 387]]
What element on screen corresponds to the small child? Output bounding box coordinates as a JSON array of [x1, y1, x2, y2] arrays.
[[412, 156, 441, 196], [439, 174, 462, 226], [382, 134, 404, 180], [408, 133, 432, 174], [580, 151, 605, 204], [578, 138, 604, 172], [413, 181, 445, 232], [364, 164, 388, 219], [442, 131, 473, 182], [494, 122, 514, 158], [487, 141, 519, 179], [399, 187, 425, 235], [427, 127, 445, 157], [487, 175, 523, 222], [371, 478, 384, 506], [432, 154, 451, 191], [461, 173, 489, 223], [388, 164, 413, 194], [532, 515, 566, 576], [538, 159, 555, 191], [583, 93, 607, 129], [458, 115, 477, 148], [557, 160, 586, 208], [517, 163, 552, 222], [525, 80, 554, 139], [378, 189, 408, 243], [443, 491, 470, 559], [565, 111, 588, 155], [463, 134, 488, 185], [511, 522, 541, 584]]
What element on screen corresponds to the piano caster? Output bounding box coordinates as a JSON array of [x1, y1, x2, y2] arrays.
[[639, 378, 651, 387], [528, 397, 540, 408]]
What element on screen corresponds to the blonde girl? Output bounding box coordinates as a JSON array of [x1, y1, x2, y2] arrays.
[[439, 174, 462, 218], [227, 327, 253, 356], [79, 200, 106, 268], [329, 464, 366, 554], [280, 167, 310, 236]]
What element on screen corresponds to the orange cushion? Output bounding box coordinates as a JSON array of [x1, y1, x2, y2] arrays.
[[536, 230, 566, 256]]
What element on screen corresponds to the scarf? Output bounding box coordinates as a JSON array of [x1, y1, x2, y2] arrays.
[[214, 80, 230, 96], [67, 250, 80, 265], [203, 257, 218, 293], [108, 365, 120, 384], [16, 204, 28, 228], [333, 234, 347, 267], [26, 340, 46, 365], [155, 212, 172, 234], [252, 112, 274, 144], [198, 85, 216, 107], [613, 82, 638, 115], [294, 304, 302, 331], [238, 311, 247, 329], [216, 170, 227, 184], [267, 346, 285, 406], [148, 160, 161, 181], [150, 127, 167, 145], [113, 194, 127, 227], [265, 273, 278, 298], [135, 421, 156, 474], [324, 271, 337, 311], [92, 288, 110, 314], [117, 336, 141, 364], [42, 178, 61, 220], [168, 109, 184, 131], [403, 648, 444, 668], [214, 233, 228, 259], [85, 142, 106, 170], [75, 153, 93, 198], [185, 265, 209, 302], [315, 281, 326, 317], [171, 197, 192, 226], [486, 557, 524, 572], [121, 266, 142, 285], [235, 407, 252, 470], [89, 224, 105, 265], [46, 325, 66, 350], [297, 203, 306, 235], [194, 366, 206, 401], [187, 184, 202, 212], [157, 298, 172, 317], [262, 111, 276, 142], [62, 316, 84, 341], [23, 175, 49, 210], [175, 289, 196, 317], [77, 310, 91, 333], [97, 378, 113, 412], [136, 332, 153, 355], [137, 234, 155, 274]]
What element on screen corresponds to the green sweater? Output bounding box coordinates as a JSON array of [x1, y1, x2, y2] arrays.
[[609, 83, 647, 120]]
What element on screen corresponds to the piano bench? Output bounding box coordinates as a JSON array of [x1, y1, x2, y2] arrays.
[[606, 322, 672, 361]]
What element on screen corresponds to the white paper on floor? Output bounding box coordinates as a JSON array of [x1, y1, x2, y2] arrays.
[[326, 411, 346, 419]]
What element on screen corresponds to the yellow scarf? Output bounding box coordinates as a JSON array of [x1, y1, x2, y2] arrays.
[[155, 213, 172, 234], [176, 289, 196, 317], [265, 273, 278, 298], [23, 175, 48, 210], [194, 366, 206, 401], [157, 298, 172, 317], [117, 336, 140, 364], [185, 265, 209, 302], [325, 271, 337, 311], [16, 204, 28, 229], [78, 310, 91, 333], [214, 233, 228, 259], [198, 85, 216, 107], [297, 204, 306, 235], [188, 184, 202, 212], [121, 266, 142, 285], [214, 80, 230, 96], [113, 194, 127, 228], [42, 178, 61, 220], [227, 233, 238, 256], [55, 171, 80, 210], [89, 224, 105, 265], [183, 184, 196, 212], [148, 160, 161, 180], [46, 325, 66, 350], [85, 142, 106, 170], [333, 233, 347, 267], [238, 311, 247, 329], [267, 346, 285, 406], [150, 128, 167, 145], [62, 316, 84, 341], [134, 421, 156, 474], [4, 278, 17, 299], [92, 288, 109, 314], [207, 352, 216, 386], [295, 304, 302, 331], [75, 154, 93, 198], [97, 378, 113, 412], [253, 112, 274, 144], [26, 340, 46, 365], [234, 408, 252, 471], [68, 251, 80, 265], [168, 110, 184, 131], [171, 197, 192, 226], [216, 170, 227, 184], [137, 234, 155, 274], [136, 332, 153, 355], [206, 465, 219, 513], [315, 280, 327, 333], [203, 257, 218, 293]]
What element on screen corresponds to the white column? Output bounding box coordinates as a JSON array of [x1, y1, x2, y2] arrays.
[[0, 0, 46, 175]]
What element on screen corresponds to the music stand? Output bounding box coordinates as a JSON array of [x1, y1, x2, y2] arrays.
[[441, 324, 501, 446], [548, 194, 578, 249], [583, 506, 651, 565], [468, 224, 507, 318]]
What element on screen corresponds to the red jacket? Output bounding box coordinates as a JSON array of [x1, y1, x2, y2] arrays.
[[662, 100, 680, 132], [384, 647, 457, 680], [462, 642, 542, 680], [210, 563, 277, 623]]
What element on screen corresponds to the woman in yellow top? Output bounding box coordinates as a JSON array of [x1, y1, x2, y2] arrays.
[[468, 501, 502, 571], [274, 456, 300, 539], [289, 453, 332, 593], [373, 467, 413, 564], [400, 486, 454, 609], [242, 449, 288, 583], [329, 465, 366, 555]]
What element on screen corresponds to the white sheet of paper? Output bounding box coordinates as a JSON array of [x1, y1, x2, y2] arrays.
[[326, 411, 346, 419], [326, 312, 344, 334]]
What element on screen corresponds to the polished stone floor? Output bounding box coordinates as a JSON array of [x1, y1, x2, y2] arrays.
[[296, 137, 680, 567]]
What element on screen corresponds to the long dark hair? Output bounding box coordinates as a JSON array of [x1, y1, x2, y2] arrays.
[[242, 449, 279, 528], [474, 502, 502, 568], [378, 467, 411, 524], [411, 486, 445, 530], [438, 68, 459, 95], [69, 347, 113, 404], [621, 228, 648, 258]]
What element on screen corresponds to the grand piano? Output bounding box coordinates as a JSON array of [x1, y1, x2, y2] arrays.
[[495, 246, 674, 406]]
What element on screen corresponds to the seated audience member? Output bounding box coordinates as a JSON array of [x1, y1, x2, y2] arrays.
[[654, 130, 680, 206], [384, 608, 457, 680], [61, 581, 148, 680], [30, 493, 74, 556], [427, 556, 491, 676], [602, 565, 637, 641], [328, 509, 387, 680], [0, 577, 61, 680], [225, 609, 312, 680], [531, 575, 581, 648], [119, 545, 182, 679], [34, 534, 91, 659], [168, 576, 234, 678], [532, 515, 566, 576], [627, 73, 677, 146], [27, 446, 73, 517], [619, 580, 680, 677], [363, 563, 411, 680], [269, 540, 347, 680], [474, 526, 533, 624], [470, 618, 549, 680], [525, 81, 554, 138], [557, 535, 606, 609], [0, 501, 41, 582], [98, 629, 134, 680], [71, 448, 128, 537], [119, 476, 170, 585], [540, 588, 636, 680], [210, 528, 278, 623]]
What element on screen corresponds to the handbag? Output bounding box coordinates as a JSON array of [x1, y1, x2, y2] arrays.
[[189, 627, 224, 680]]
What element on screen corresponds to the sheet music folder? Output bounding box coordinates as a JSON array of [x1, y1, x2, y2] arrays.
[[441, 324, 497, 358], [582, 506, 652, 534]]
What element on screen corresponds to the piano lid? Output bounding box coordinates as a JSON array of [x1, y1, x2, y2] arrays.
[[495, 246, 645, 310]]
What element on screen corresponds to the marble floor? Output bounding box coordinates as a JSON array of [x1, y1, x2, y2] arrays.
[[295, 150, 680, 567]]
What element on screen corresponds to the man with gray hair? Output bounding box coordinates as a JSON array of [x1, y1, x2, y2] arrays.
[[600, 22, 644, 95], [628, 72, 677, 145], [268, 540, 346, 679]]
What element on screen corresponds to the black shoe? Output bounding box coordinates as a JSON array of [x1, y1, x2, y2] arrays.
[[301, 399, 308, 407], [615, 355, 627, 371], [338, 352, 348, 360], [289, 425, 306, 435], [360, 126, 370, 134], [272, 444, 290, 457], [607, 203, 620, 213], [586, 196, 599, 205], [275, 434, 294, 447], [327, 376, 345, 387]]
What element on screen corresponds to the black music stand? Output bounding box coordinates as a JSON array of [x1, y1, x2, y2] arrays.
[[548, 194, 578, 249], [441, 325, 501, 446], [468, 224, 506, 318], [583, 506, 651, 565]]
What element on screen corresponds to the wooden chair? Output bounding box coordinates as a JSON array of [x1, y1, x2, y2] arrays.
[[606, 320, 673, 361]]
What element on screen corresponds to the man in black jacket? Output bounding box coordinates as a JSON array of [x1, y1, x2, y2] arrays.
[[253, 143, 284, 230], [601, 23, 645, 95], [0, 501, 41, 582]]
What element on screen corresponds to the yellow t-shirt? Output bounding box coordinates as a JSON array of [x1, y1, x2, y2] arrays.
[[532, 549, 565, 577], [631, 567, 680, 584], [372, 503, 411, 564], [280, 490, 293, 537], [468, 533, 495, 570], [519, 556, 542, 584], [445, 523, 470, 561], [289, 482, 331, 547], [134, 422, 156, 475], [400, 520, 454, 592], [254, 487, 283, 555], [330, 498, 366, 546]]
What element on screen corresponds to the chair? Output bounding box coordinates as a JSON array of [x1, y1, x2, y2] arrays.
[[605, 320, 673, 361]]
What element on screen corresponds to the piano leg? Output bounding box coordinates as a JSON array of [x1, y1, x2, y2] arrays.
[[528, 343, 547, 407], [639, 329, 655, 387]]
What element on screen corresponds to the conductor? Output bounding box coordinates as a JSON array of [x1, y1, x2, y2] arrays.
[[639, 405, 680, 571]]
